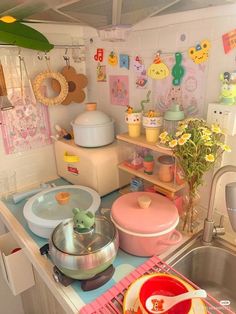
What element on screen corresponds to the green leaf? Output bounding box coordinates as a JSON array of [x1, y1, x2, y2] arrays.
[[0, 21, 54, 51]]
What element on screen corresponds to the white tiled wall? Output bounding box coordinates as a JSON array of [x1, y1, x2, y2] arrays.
[[83, 4, 236, 240]]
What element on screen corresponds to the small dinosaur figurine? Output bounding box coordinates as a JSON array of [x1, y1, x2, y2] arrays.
[[172, 52, 185, 86], [72, 208, 95, 232]]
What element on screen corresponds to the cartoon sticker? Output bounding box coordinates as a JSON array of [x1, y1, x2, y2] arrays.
[[108, 51, 118, 66], [119, 54, 129, 69], [132, 56, 145, 74], [147, 54, 169, 80], [94, 48, 104, 62], [188, 40, 211, 64], [97, 64, 106, 82], [172, 52, 185, 86]]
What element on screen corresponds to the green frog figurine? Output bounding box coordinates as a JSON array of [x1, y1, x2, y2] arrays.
[[72, 208, 95, 232]]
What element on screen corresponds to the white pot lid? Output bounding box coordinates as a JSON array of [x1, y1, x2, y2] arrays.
[[74, 110, 112, 126], [23, 185, 101, 229]]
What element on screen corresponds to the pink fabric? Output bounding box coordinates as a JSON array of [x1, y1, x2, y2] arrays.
[[0, 87, 51, 154]]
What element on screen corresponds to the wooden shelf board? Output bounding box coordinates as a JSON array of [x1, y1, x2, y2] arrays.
[[116, 133, 173, 155], [118, 163, 184, 193]]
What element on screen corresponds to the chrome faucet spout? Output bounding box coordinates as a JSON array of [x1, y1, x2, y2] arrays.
[[202, 165, 236, 244]]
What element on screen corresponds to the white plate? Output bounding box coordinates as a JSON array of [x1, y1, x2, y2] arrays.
[[123, 273, 207, 314]]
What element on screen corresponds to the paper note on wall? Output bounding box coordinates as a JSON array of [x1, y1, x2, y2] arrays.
[[222, 29, 236, 54]]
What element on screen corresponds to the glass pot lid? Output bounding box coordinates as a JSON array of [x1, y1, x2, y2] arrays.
[[23, 185, 101, 228], [52, 216, 116, 255]]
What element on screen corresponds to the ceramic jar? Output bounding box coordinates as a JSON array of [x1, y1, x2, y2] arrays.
[[157, 155, 175, 183]]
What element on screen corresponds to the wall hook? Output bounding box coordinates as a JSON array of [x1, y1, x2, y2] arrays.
[[37, 52, 43, 60], [63, 48, 70, 67]]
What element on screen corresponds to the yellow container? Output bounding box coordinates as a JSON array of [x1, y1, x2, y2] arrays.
[[128, 123, 141, 137], [145, 127, 160, 143]]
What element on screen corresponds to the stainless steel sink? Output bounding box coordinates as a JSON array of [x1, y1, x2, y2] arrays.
[[165, 233, 236, 312]]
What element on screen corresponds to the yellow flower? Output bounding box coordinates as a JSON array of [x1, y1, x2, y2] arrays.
[[222, 144, 231, 152], [175, 131, 183, 137], [205, 154, 215, 162], [201, 134, 211, 141], [181, 133, 191, 140], [201, 128, 212, 136], [178, 137, 187, 145], [169, 139, 178, 147], [204, 141, 213, 147], [159, 131, 168, 139], [178, 124, 188, 131], [211, 124, 222, 134], [160, 138, 168, 144]]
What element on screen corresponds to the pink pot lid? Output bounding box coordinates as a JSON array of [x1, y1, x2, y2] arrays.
[[111, 192, 179, 234]]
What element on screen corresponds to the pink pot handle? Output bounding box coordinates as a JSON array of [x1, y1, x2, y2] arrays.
[[158, 230, 182, 246]]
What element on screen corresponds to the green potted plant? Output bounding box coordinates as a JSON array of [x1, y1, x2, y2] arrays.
[[159, 118, 231, 232]]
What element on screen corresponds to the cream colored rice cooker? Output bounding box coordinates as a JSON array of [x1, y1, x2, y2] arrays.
[[54, 139, 131, 196]]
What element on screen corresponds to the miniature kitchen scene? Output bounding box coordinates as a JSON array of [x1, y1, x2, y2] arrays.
[[1, 1, 236, 314]]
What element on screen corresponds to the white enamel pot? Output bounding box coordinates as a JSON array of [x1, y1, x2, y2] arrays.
[[71, 103, 115, 147]]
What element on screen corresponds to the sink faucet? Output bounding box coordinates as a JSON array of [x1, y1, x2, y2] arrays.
[[202, 165, 236, 244]]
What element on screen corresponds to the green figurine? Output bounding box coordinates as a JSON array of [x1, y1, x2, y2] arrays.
[[172, 52, 185, 86], [72, 208, 95, 232]]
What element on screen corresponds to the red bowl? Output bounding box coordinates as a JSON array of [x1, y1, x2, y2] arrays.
[[139, 274, 192, 314]]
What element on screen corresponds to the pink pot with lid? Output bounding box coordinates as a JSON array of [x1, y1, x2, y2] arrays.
[[111, 192, 182, 257]]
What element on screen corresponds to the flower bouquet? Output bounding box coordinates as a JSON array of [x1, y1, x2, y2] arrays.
[[159, 118, 231, 232]]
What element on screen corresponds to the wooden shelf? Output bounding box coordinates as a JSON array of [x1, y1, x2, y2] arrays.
[[116, 133, 173, 155], [118, 163, 185, 193]]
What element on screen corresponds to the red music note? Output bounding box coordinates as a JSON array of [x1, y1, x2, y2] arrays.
[[94, 48, 104, 62]]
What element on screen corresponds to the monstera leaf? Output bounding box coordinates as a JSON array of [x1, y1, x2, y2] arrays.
[[0, 21, 54, 51]]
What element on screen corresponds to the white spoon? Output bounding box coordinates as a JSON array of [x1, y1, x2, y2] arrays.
[[145, 289, 207, 313]]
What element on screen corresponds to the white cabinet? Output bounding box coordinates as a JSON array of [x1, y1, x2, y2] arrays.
[[0, 232, 35, 296]]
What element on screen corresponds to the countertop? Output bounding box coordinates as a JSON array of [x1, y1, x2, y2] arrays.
[[0, 178, 191, 314]]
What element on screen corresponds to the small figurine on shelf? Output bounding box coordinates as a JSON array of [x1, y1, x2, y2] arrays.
[[219, 71, 236, 105], [125, 105, 142, 138], [55, 124, 73, 140], [130, 177, 144, 191], [140, 90, 163, 143], [143, 109, 163, 143], [124, 151, 143, 170]]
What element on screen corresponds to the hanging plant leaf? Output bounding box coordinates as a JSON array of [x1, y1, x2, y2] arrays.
[[0, 21, 54, 51]]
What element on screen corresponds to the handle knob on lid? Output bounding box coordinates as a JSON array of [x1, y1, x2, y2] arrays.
[[138, 195, 152, 209]]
